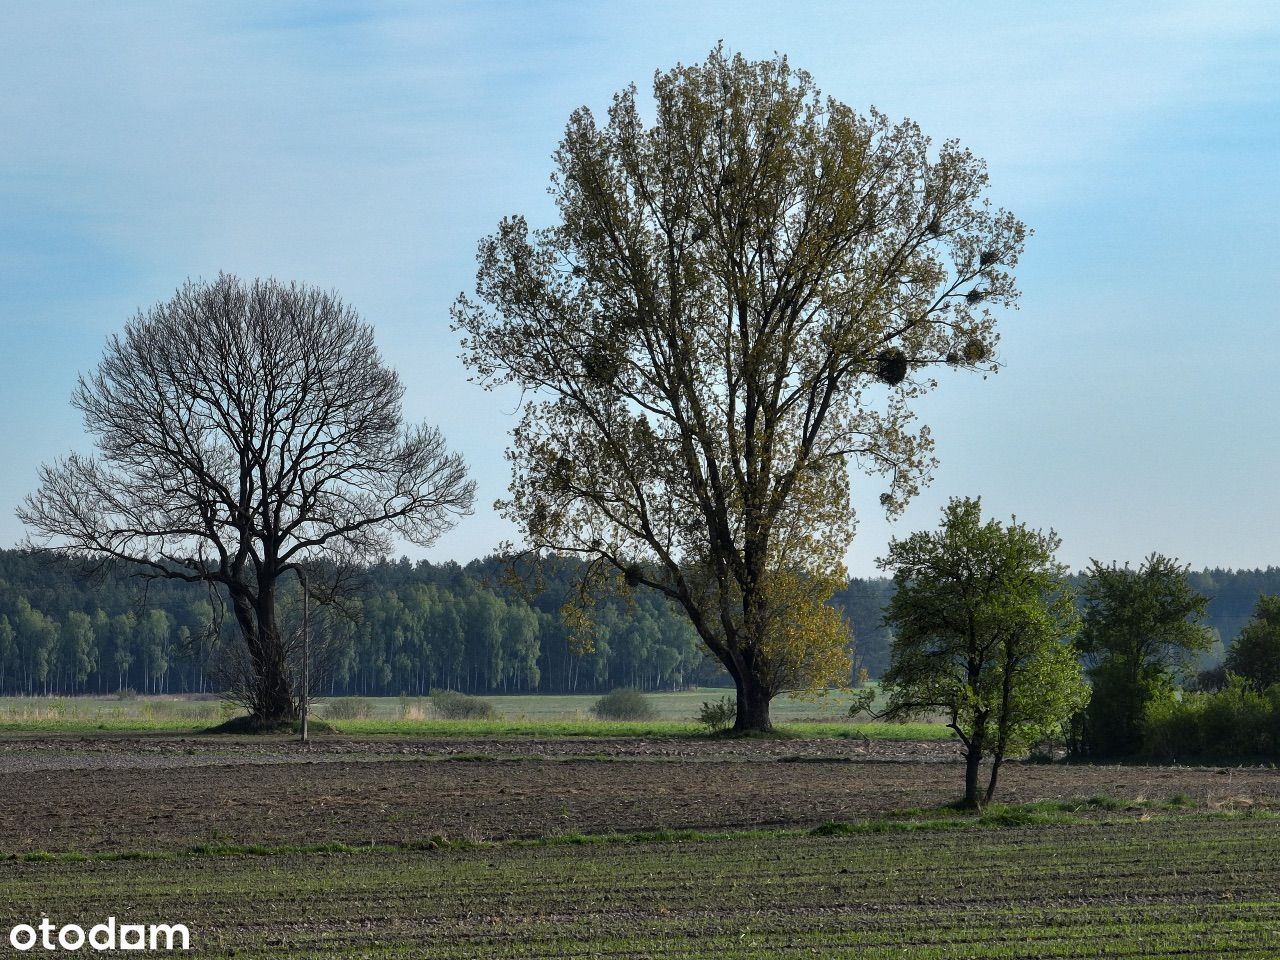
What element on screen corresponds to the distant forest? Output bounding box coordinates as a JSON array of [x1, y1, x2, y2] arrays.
[[0, 549, 1270, 697]]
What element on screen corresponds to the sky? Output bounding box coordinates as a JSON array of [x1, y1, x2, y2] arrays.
[[1, 1, 1277, 577]]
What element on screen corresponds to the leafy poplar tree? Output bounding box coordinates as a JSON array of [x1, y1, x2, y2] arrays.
[[455, 48, 1027, 731]]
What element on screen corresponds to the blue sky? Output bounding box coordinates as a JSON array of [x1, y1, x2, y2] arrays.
[[1, 1, 1277, 576]]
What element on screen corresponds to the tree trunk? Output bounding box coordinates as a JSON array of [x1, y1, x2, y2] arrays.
[[229, 582, 297, 726], [985, 754, 1004, 805], [253, 624, 295, 724], [963, 748, 983, 809], [731, 667, 774, 733], [958, 715, 988, 809]]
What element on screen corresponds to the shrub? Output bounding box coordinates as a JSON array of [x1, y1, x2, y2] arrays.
[[430, 689, 497, 720], [116, 687, 137, 701], [1142, 678, 1280, 761], [591, 688, 656, 721], [1077, 660, 1175, 759], [697, 695, 736, 732], [323, 697, 373, 721], [398, 695, 427, 721]]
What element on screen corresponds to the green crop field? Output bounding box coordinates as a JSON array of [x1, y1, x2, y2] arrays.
[[5, 812, 1279, 958]]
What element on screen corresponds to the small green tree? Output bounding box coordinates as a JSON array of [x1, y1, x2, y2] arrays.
[[140, 609, 171, 694], [1225, 595, 1280, 692], [880, 497, 1086, 808], [1077, 554, 1212, 757]]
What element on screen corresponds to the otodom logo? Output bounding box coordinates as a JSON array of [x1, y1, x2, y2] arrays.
[[8, 918, 190, 952]]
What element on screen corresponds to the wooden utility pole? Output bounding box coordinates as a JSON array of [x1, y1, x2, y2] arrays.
[[300, 567, 309, 744]]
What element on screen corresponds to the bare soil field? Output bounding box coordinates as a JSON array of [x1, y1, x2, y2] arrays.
[[3, 734, 1276, 854]]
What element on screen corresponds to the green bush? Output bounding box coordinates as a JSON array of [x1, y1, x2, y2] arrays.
[[430, 689, 498, 720], [591, 688, 657, 721], [1143, 678, 1280, 761], [323, 697, 374, 720], [697, 695, 736, 732]]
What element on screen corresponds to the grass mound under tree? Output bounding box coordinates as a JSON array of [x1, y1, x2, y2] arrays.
[[205, 714, 336, 736]]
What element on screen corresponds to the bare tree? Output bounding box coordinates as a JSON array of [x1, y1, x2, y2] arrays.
[[20, 275, 475, 726]]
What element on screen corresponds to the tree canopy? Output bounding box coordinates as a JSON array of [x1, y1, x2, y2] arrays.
[[454, 47, 1027, 731], [1224, 595, 1280, 691], [1077, 554, 1212, 757]]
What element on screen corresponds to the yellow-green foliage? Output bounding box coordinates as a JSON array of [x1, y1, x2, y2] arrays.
[[758, 570, 853, 696]]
